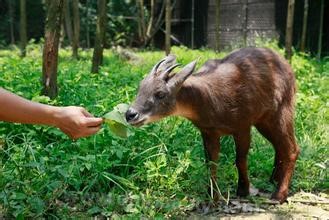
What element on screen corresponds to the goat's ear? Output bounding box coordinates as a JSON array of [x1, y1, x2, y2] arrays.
[[168, 60, 197, 91]]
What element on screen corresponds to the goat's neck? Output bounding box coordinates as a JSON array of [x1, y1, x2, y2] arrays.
[[173, 78, 203, 121]]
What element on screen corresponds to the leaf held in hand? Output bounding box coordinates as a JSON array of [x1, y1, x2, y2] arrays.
[[103, 104, 132, 138]]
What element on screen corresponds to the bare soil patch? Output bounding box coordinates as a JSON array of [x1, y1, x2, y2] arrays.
[[190, 191, 329, 219]]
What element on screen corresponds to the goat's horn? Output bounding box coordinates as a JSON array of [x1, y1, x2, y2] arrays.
[[160, 63, 181, 79], [162, 54, 176, 67], [150, 54, 177, 77], [150, 58, 166, 75]]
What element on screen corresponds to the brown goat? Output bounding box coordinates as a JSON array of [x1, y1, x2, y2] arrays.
[[125, 48, 300, 203]]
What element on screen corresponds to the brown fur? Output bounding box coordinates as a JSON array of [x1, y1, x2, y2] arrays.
[[127, 47, 300, 203], [174, 48, 299, 203]]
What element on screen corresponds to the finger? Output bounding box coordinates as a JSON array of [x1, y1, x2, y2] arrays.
[[84, 117, 104, 127], [81, 108, 93, 117], [64, 130, 75, 140], [82, 126, 101, 137]]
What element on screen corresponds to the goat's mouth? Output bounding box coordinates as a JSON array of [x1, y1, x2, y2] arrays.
[[127, 113, 164, 127], [128, 118, 147, 127]]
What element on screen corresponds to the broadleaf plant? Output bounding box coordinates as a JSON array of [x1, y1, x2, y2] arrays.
[[103, 103, 133, 138]]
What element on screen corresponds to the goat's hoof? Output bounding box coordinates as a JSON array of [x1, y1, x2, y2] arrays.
[[237, 186, 250, 197], [271, 191, 288, 204]]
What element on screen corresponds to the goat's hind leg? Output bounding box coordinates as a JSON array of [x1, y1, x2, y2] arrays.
[[233, 127, 251, 197], [255, 124, 280, 183], [256, 117, 300, 203]]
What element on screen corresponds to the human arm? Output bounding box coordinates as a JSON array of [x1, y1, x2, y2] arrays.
[[0, 88, 103, 139]]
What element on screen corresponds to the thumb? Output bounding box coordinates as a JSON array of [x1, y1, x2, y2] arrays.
[[85, 117, 104, 127]]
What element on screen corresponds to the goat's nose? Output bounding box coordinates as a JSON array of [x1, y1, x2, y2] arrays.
[[125, 108, 139, 122]]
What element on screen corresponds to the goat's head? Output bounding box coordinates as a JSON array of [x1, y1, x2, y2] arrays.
[[126, 55, 197, 126]]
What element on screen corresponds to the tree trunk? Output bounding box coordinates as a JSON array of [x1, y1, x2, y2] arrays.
[[20, 0, 27, 57], [59, 20, 65, 48], [285, 0, 295, 60], [317, 0, 324, 60], [242, 0, 248, 47], [136, 0, 146, 43], [143, 1, 166, 47], [191, 0, 195, 49], [8, 0, 15, 44], [86, 0, 90, 48], [43, 0, 51, 14], [140, 0, 146, 41], [136, 0, 142, 42], [146, 0, 154, 38], [72, 0, 80, 58], [42, 0, 64, 99], [91, 0, 107, 73], [215, 0, 221, 52], [63, 0, 73, 45], [165, 0, 171, 55], [300, 0, 308, 52]]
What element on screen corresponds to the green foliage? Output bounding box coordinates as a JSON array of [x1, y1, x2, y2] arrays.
[[0, 45, 328, 218], [0, 0, 139, 48], [104, 103, 132, 138]]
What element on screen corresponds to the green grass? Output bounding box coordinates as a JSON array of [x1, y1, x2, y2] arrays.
[[0, 43, 328, 218]]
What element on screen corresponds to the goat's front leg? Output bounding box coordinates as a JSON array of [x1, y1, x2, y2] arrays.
[[201, 131, 220, 202], [233, 127, 251, 197]]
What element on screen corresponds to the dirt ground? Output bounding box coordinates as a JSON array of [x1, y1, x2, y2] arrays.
[[190, 191, 329, 220], [0, 191, 327, 219]]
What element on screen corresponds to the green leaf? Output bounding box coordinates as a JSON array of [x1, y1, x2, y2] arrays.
[[28, 197, 45, 214], [87, 206, 102, 215], [85, 163, 92, 170], [104, 103, 129, 125], [31, 95, 51, 104], [124, 203, 139, 213], [103, 103, 132, 138], [13, 192, 26, 200]]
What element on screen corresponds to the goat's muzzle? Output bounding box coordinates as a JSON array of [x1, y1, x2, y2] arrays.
[[125, 108, 139, 121], [125, 108, 146, 126]]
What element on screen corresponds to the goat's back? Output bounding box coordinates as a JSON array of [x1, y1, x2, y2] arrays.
[[183, 48, 296, 130]]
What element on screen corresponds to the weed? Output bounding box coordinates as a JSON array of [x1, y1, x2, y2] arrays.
[[0, 44, 328, 218]]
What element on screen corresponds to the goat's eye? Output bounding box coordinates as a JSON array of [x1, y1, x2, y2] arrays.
[[154, 91, 166, 99]]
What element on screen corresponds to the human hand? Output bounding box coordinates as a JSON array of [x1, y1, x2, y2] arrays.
[[52, 106, 103, 139]]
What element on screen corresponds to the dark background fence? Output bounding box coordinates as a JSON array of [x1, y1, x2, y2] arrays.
[[168, 0, 328, 55], [0, 0, 328, 55]]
